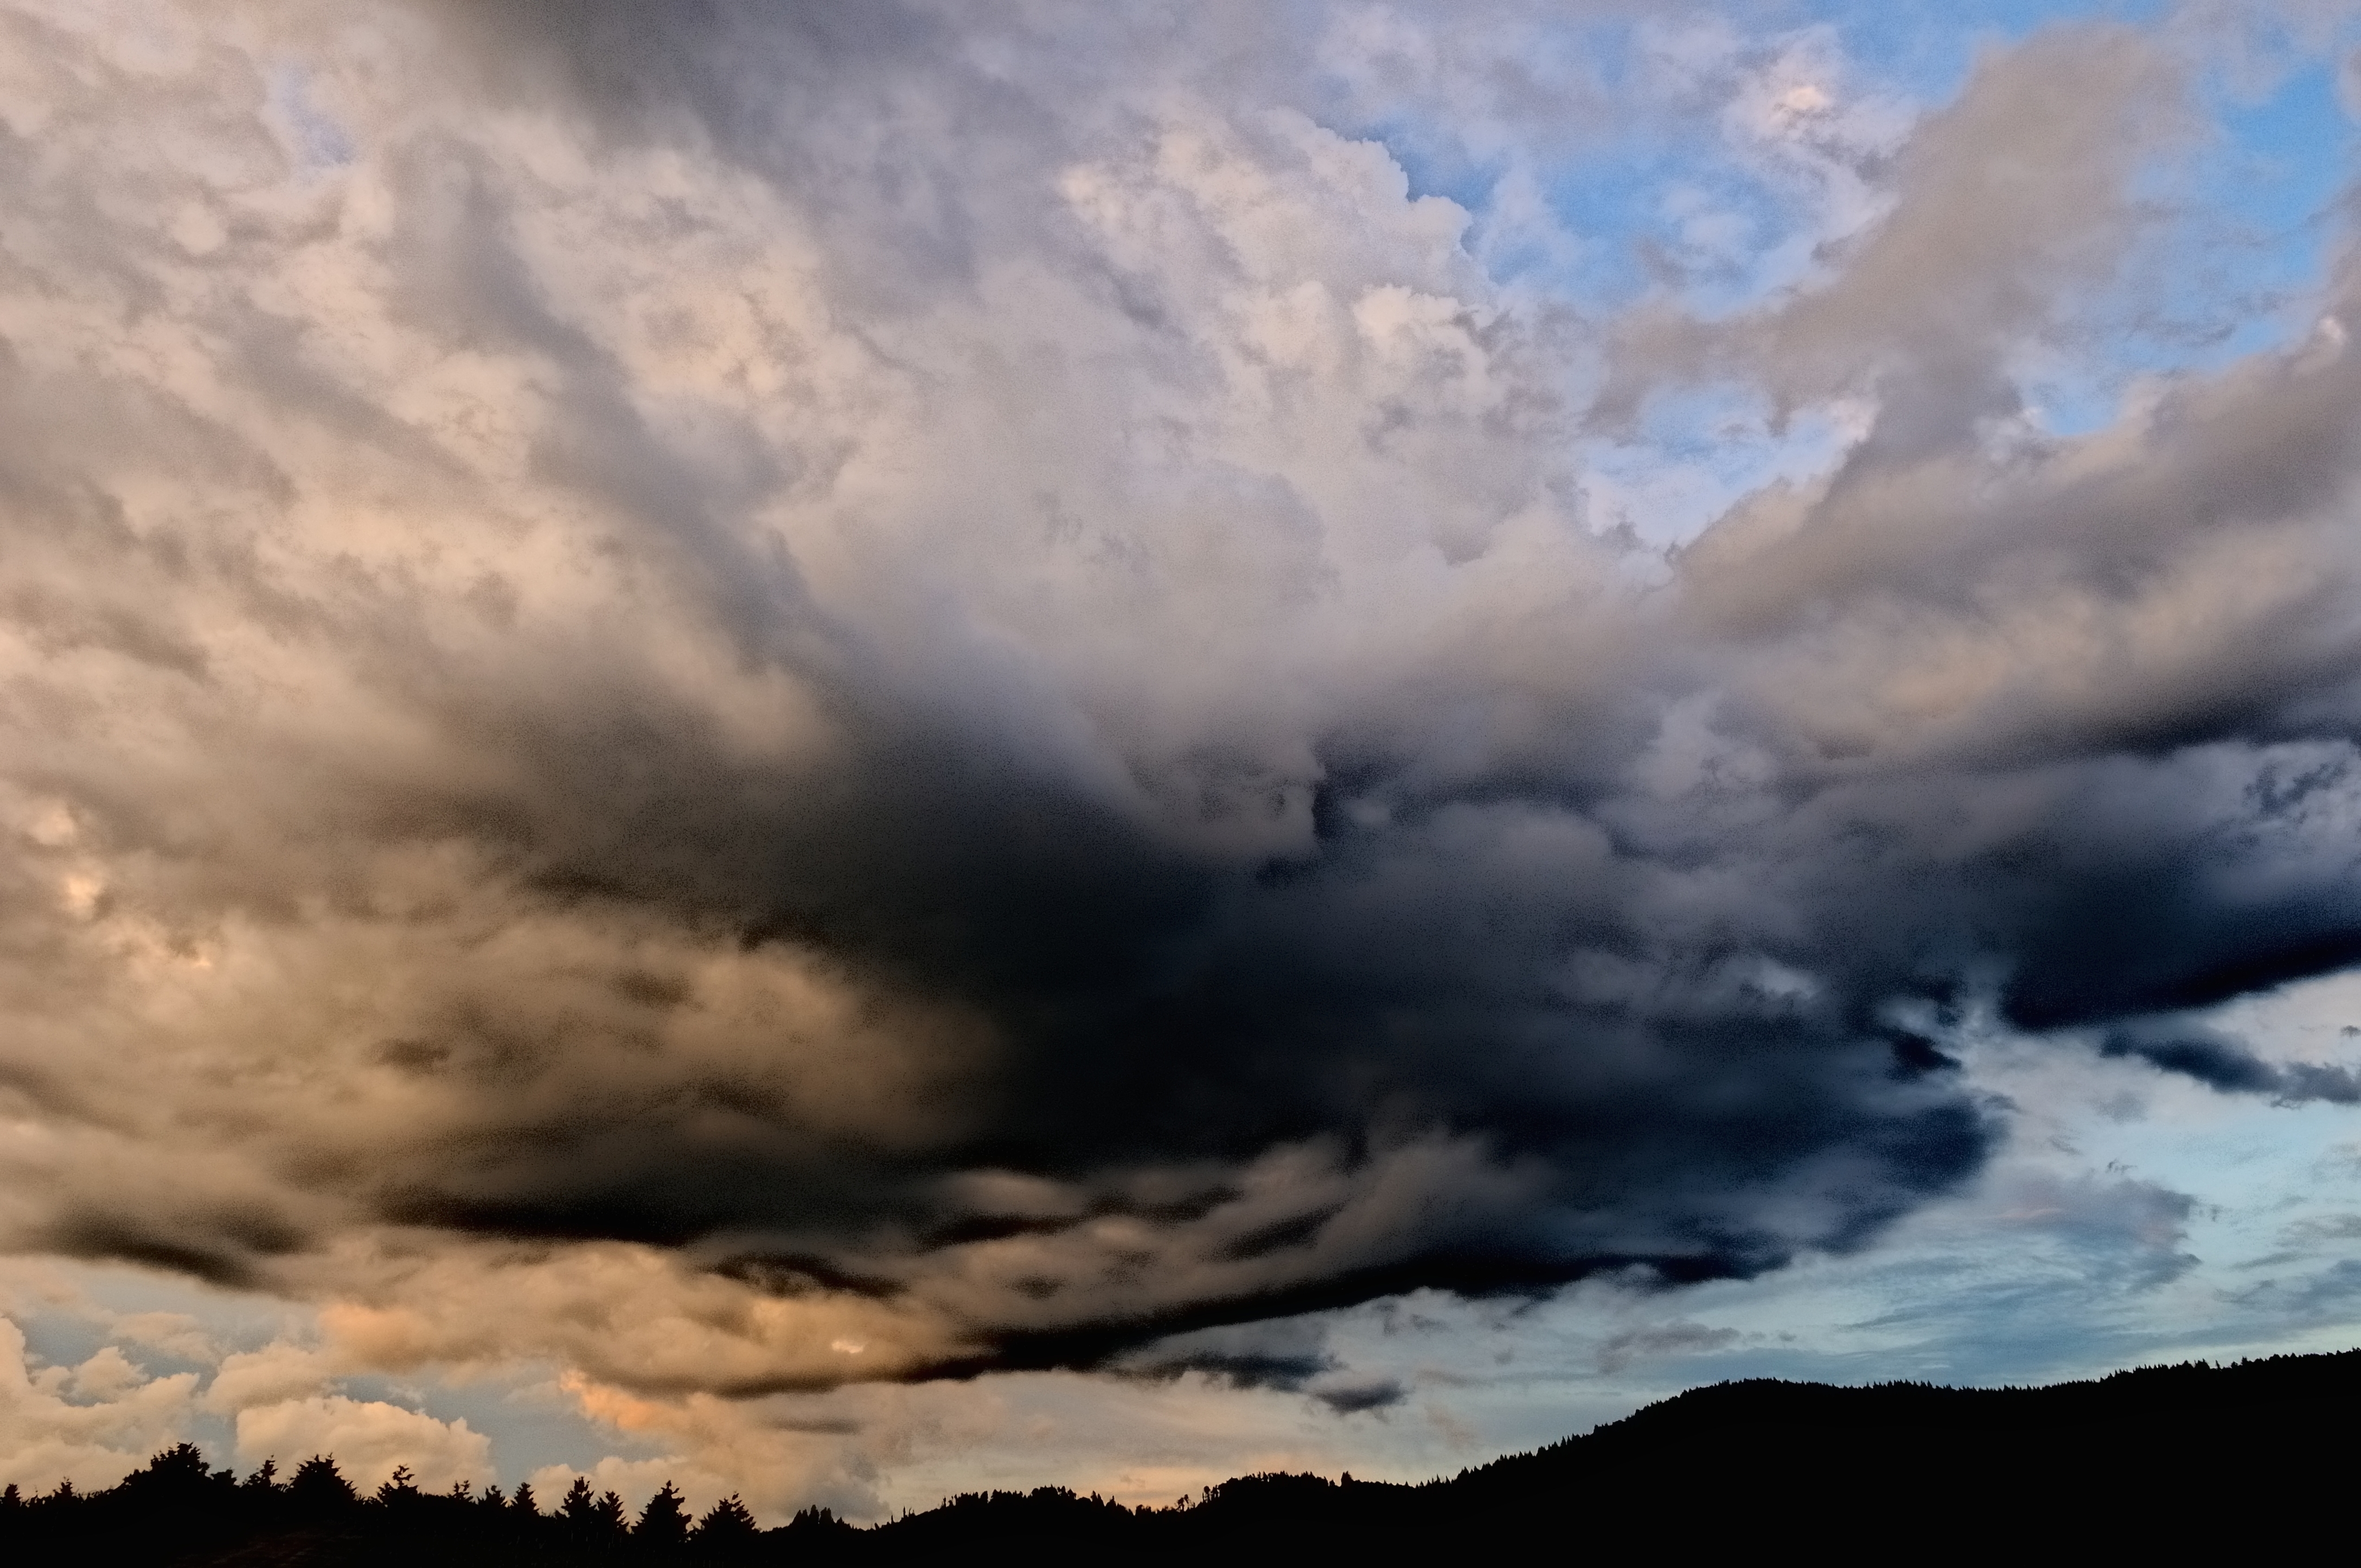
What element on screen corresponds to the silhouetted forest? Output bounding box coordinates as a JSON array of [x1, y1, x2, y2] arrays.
[[8, 1348, 2357, 1562]]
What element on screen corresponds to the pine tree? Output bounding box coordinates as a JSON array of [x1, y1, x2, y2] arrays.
[[122, 1444, 216, 1493], [286, 1455, 358, 1519], [242, 1458, 279, 1491], [375, 1464, 419, 1506], [116, 1443, 236, 1533], [510, 1479, 540, 1515], [558, 1477, 598, 1524], [635, 1481, 691, 1551], [560, 1477, 628, 1550], [691, 1493, 762, 1556]]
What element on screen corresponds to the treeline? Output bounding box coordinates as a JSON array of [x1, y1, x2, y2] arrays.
[[8, 1347, 2360, 1561], [0, 1447, 816, 1563]]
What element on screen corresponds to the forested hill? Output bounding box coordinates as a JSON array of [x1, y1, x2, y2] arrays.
[[7, 1348, 2356, 1563]]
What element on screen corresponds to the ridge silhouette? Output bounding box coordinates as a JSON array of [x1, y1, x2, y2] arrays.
[[5, 1347, 2353, 1561]]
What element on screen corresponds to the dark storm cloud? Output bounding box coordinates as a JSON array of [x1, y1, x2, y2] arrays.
[[3, 0, 2361, 1397], [1311, 1380, 1406, 1414], [2101, 1020, 2361, 1103], [40, 1208, 306, 1293]]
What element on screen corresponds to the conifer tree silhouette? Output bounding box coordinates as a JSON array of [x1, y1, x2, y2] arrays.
[[558, 1476, 598, 1524], [636, 1481, 691, 1551], [113, 1442, 236, 1544], [691, 1493, 762, 1558], [375, 1463, 420, 1507], [559, 1476, 629, 1555], [510, 1478, 540, 1515], [286, 1455, 357, 1521], [119, 1443, 221, 1497]]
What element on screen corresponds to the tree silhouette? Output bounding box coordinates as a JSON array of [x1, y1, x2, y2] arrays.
[[692, 1494, 762, 1559], [510, 1479, 540, 1515], [285, 1455, 358, 1521], [117, 1442, 229, 1501], [113, 1444, 233, 1533], [557, 1476, 629, 1556], [558, 1476, 600, 1526], [375, 1463, 421, 1507], [636, 1481, 692, 1552]]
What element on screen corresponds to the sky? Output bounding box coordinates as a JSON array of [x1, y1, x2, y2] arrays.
[[4, 0, 2361, 1525]]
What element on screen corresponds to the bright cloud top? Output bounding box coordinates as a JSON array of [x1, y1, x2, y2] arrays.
[[3, 0, 2361, 1515]]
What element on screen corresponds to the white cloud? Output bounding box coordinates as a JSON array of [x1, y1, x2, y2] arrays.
[[232, 1394, 493, 1493], [108, 1312, 217, 1362], [203, 1340, 340, 1415], [0, 1316, 197, 1493]]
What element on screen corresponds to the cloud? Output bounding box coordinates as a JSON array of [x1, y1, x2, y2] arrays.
[[529, 1372, 909, 1521], [1596, 1321, 1744, 1375], [2280, 1212, 2361, 1243], [202, 1341, 341, 1416], [1310, 1379, 1406, 1415], [2228, 1258, 2361, 1318], [0, 1317, 198, 1493], [2100, 1021, 2361, 1104], [107, 1313, 218, 1364], [1112, 1320, 1341, 1393], [230, 1394, 493, 1493], [1990, 1173, 2201, 1288], [0, 0, 2357, 1451], [1601, 22, 2193, 434]]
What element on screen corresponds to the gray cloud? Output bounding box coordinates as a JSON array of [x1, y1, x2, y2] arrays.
[[0, 0, 2357, 1400], [2229, 1258, 2361, 1317], [1596, 1321, 1743, 1375], [2101, 1020, 2361, 1103]]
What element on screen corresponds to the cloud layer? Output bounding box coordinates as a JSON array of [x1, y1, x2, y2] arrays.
[[2, 0, 2359, 1416]]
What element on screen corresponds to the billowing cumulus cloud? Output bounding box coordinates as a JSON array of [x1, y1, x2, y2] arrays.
[[0, 1319, 198, 1492], [2, 0, 2359, 1434], [230, 1394, 492, 1494]]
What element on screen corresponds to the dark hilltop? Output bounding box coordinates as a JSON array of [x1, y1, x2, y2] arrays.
[[7, 1347, 2356, 1562]]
